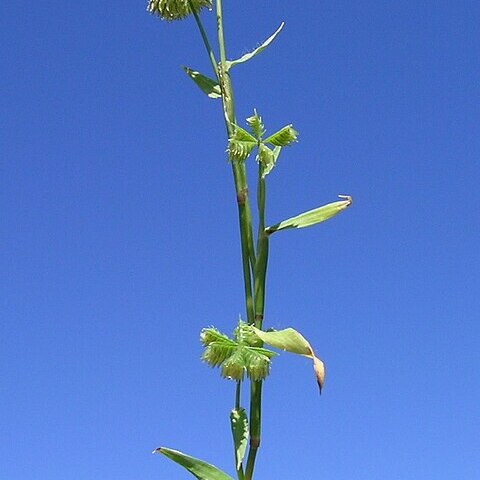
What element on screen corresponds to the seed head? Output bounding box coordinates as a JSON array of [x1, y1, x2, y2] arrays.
[[147, 0, 212, 21]]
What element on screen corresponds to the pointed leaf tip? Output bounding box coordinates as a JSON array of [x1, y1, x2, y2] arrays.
[[226, 22, 285, 70]]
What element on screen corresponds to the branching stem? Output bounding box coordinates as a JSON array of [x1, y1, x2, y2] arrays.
[[192, 4, 268, 479]]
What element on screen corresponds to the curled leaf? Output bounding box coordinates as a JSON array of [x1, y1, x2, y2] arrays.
[[251, 326, 326, 394], [251, 327, 312, 355]]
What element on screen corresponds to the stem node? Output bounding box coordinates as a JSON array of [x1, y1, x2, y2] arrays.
[[237, 187, 248, 205]]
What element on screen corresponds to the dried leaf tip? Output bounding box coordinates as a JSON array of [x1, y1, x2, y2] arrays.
[[313, 356, 325, 394], [338, 194, 353, 205]]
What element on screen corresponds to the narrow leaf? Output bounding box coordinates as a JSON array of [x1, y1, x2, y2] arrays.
[[230, 408, 249, 470], [264, 124, 298, 147], [184, 67, 221, 99], [266, 195, 352, 234], [226, 22, 285, 70], [153, 447, 235, 480]]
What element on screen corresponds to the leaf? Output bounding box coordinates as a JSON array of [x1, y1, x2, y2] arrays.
[[225, 22, 285, 70], [251, 327, 312, 356], [266, 195, 352, 234], [230, 408, 248, 469], [153, 447, 235, 480], [264, 124, 298, 147], [251, 326, 326, 394], [184, 67, 221, 99]]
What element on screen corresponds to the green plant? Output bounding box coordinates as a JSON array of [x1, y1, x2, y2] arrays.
[[147, 1, 352, 479]]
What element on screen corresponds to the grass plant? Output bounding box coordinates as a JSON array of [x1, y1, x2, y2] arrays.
[[147, 2, 352, 478]]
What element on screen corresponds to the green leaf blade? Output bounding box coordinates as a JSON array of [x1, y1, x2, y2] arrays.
[[251, 327, 312, 355], [266, 195, 353, 234], [230, 408, 249, 470], [184, 67, 221, 99], [154, 447, 235, 480], [225, 22, 285, 70]]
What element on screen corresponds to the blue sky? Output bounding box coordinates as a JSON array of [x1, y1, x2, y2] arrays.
[[1, 1, 479, 479]]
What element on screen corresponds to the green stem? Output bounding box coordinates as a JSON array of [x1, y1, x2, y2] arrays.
[[254, 168, 269, 329], [245, 166, 270, 480], [244, 380, 261, 480], [235, 381, 242, 410], [215, 0, 256, 324], [215, 2, 258, 478], [189, 0, 219, 80]]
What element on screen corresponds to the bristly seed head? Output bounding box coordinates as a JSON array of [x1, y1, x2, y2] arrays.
[[147, 0, 212, 22]]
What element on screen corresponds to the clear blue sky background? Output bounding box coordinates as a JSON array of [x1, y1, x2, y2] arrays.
[[1, 1, 479, 479]]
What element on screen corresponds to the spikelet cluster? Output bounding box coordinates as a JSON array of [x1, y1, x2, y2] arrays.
[[147, 0, 212, 21], [200, 325, 277, 382]]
